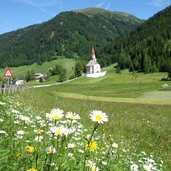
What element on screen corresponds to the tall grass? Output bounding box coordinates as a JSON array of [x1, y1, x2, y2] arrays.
[[0, 96, 169, 170], [0, 67, 171, 170]]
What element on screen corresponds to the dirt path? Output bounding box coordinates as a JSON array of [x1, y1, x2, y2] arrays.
[[31, 77, 80, 88], [55, 92, 171, 105], [30, 79, 171, 105], [142, 91, 171, 100]]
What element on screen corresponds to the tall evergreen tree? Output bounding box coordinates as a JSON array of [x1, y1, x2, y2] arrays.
[[74, 61, 83, 77]]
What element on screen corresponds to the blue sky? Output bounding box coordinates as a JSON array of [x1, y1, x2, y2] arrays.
[[0, 0, 171, 35]]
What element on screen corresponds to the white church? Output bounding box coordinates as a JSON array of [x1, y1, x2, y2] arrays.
[[85, 48, 106, 78]]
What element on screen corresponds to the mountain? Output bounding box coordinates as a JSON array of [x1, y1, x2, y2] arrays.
[[0, 8, 142, 68], [100, 5, 171, 72]]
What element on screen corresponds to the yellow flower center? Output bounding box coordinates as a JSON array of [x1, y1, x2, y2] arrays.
[[27, 168, 37, 171], [86, 161, 92, 167], [53, 115, 59, 119], [16, 153, 21, 158], [70, 115, 75, 119], [25, 146, 34, 153], [86, 141, 98, 152], [47, 150, 52, 154], [91, 168, 96, 171], [95, 115, 102, 121], [55, 130, 61, 135]]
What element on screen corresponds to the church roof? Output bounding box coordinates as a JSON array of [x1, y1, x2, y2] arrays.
[[86, 59, 99, 67]]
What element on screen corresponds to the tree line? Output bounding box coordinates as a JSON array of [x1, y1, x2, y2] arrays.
[[24, 60, 85, 83], [98, 5, 171, 73]]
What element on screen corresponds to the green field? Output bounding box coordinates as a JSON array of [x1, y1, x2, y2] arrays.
[[0, 58, 75, 80], [19, 67, 171, 158], [23, 64, 171, 105], [1, 65, 171, 170]]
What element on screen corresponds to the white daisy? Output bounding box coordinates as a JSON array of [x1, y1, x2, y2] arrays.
[[35, 116, 42, 120], [67, 143, 76, 148], [0, 130, 8, 136], [86, 160, 99, 171], [78, 149, 84, 153], [86, 160, 94, 167], [62, 127, 70, 136], [66, 112, 80, 120], [112, 143, 118, 148], [20, 115, 31, 123], [68, 153, 73, 157], [34, 136, 43, 142], [11, 109, 20, 114], [17, 130, 25, 135], [50, 126, 69, 136], [50, 108, 64, 120], [90, 110, 108, 124], [102, 161, 107, 165], [143, 164, 153, 171], [0, 102, 6, 105], [46, 146, 56, 154], [130, 163, 139, 171], [0, 119, 4, 122]]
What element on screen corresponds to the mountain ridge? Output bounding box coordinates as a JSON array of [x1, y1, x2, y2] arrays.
[[0, 8, 142, 67], [99, 5, 171, 71]]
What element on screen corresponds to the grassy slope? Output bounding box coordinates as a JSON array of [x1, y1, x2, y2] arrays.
[[19, 90, 171, 166], [75, 8, 142, 23], [0, 58, 75, 80], [16, 65, 171, 166], [29, 65, 171, 100]]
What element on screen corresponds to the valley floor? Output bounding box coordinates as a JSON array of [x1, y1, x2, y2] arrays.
[[1, 69, 170, 170], [50, 91, 171, 105]]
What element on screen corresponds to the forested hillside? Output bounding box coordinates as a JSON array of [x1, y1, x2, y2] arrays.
[[0, 8, 142, 68], [100, 5, 171, 72]]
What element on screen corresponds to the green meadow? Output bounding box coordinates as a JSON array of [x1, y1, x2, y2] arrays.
[[1, 64, 171, 170], [0, 58, 75, 80], [22, 64, 171, 104], [18, 66, 171, 163]]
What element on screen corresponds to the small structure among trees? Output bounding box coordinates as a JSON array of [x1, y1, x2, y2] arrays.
[[34, 73, 45, 82]]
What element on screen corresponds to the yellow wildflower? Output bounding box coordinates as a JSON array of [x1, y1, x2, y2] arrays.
[[86, 141, 98, 152], [16, 153, 21, 158], [34, 129, 44, 134], [27, 168, 37, 171], [25, 146, 34, 153], [86, 160, 93, 167]]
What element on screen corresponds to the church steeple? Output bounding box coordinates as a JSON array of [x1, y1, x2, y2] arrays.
[[91, 47, 96, 60]]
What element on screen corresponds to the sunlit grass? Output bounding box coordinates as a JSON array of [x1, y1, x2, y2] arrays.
[[0, 66, 171, 170], [0, 95, 170, 170], [0, 58, 75, 79]]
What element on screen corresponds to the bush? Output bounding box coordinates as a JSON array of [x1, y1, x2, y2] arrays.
[[115, 66, 121, 74], [74, 61, 83, 77], [59, 67, 66, 82]]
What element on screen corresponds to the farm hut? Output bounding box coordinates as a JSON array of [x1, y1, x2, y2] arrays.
[[34, 73, 45, 82]]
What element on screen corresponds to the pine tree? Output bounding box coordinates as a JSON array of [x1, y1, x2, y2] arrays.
[[143, 54, 152, 73], [74, 61, 83, 77], [59, 68, 66, 82]]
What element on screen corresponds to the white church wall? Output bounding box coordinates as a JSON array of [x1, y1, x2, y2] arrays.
[[93, 64, 101, 73]]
